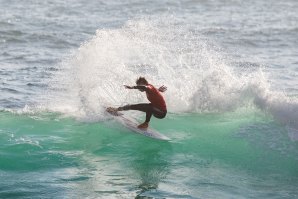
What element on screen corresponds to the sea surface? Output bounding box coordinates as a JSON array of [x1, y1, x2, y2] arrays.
[[0, 0, 298, 198]]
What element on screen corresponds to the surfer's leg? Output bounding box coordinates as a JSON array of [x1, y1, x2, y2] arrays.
[[118, 103, 153, 122], [130, 103, 152, 128], [117, 104, 131, 111], [118, 103, 150, 112]]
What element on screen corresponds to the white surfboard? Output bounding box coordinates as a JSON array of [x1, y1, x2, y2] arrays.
[[106, 108, 170, 141]]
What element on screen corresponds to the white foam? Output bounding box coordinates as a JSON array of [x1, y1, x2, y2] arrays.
[[39, 16, 297, 129], [254, 90, 298, 129]]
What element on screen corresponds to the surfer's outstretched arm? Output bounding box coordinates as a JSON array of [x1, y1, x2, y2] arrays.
[[124, 85, 147, 91]]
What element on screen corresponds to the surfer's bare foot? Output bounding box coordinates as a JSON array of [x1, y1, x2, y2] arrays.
[[138, 122, 149, 129], [106, 107, 118, 115]]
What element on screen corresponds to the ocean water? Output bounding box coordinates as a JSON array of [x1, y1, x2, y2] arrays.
[[0, 0, 298, 198]]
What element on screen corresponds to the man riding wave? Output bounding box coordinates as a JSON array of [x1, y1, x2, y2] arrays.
[[107, 77, 167, 129]]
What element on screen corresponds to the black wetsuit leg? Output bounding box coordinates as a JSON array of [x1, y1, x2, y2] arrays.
[[121, 103, 167, 122]]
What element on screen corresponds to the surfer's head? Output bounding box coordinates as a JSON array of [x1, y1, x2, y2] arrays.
[[136, 77, 148, 92], [136, 77, 148, 85]]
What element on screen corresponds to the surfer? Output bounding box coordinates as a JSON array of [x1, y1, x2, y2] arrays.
[[107, 77, 167, 129]]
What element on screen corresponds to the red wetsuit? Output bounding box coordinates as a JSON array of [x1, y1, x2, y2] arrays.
[[145, 84, 167, 111], [121, 84, 167, 122]]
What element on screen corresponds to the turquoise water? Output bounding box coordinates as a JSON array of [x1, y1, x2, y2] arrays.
[[1, 0, 298, 198], [1, 109, 297, 198]]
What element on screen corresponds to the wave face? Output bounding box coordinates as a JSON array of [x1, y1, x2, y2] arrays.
[[0, 109, 298, 198]]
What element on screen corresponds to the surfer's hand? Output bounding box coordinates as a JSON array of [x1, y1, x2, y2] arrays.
[[124, 85, 133, 89], [158, 85, 167, 92]]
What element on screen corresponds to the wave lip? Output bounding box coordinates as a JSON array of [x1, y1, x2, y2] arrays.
[[254, 91, 298, 130]]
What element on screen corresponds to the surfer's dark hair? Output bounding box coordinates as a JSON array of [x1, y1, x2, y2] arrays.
[[136, 77, 148, 85]]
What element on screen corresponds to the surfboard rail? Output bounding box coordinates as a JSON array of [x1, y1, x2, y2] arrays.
[[106, 108, 170, 141]]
